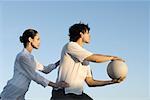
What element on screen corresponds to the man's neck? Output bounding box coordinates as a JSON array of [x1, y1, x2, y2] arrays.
[[76, 38, 83, 47]]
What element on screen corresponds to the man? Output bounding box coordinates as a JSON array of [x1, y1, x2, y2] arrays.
[[51, 23, 125, 100]]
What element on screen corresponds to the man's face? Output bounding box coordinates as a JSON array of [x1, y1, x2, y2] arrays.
[[82, 29, 91, 43]]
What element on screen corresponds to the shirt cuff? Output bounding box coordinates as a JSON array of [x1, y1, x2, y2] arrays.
[[43, 79, 49, 87], [48, 64, 57, 69]]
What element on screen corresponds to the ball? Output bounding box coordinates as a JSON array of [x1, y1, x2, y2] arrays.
[[107, 60, 128, 79]]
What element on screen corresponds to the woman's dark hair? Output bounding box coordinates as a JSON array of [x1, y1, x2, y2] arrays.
[[20, 29, 38, 48], [68, 22, 90, 42]]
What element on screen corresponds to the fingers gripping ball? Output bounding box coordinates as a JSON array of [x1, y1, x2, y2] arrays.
[[107, 60, 128, 79]]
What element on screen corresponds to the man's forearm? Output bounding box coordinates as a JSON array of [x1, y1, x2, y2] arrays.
[[88, 80, 114, 87], [85, 54, 114, 63]]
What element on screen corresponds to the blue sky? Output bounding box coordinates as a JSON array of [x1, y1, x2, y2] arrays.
[[0, 0, 149, 100]]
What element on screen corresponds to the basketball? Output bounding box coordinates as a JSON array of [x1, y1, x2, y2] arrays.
[[107, 60, 128, 79]]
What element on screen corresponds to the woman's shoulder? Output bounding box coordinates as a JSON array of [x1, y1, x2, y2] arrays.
[[16, 50, 28, 60]]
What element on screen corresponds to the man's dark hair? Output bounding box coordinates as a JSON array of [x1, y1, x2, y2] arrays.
[[68, 22, 90, 42]]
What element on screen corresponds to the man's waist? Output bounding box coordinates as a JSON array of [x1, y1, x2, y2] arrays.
[[53, 87, 83, 95]]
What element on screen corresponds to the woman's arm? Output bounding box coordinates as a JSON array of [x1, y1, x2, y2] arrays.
[[19, 56, 68, 88], [36, 60, 60, 74], [48, 81, 69, 88], [19, 55, 50, 87]]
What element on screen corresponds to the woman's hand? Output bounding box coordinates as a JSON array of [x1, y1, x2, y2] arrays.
[[54, 81, 69, 88], [48, 81, 69, 88]]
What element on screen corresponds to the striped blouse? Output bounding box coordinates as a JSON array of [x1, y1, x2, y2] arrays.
[[0, 48, 56, 99]]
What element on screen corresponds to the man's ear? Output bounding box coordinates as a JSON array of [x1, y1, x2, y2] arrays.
[[28, 37, 33, 42], [80, 32, 84, 38]]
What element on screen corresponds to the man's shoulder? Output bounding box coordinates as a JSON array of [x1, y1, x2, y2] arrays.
[[67, 42, 80, 49], [63, 42, 74, 49]]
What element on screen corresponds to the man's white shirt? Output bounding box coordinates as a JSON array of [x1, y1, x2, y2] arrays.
[[56, 42, 93, 95]]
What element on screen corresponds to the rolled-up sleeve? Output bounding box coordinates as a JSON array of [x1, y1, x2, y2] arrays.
[[67, 42, 93, 62], [86, 65, 92, 78], [19, 56, 49, 87]]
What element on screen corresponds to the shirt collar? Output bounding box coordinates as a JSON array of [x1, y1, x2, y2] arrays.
[[23, 48, 34, 60], [70, 41, 82, 48], [23, 48, 33, 56]]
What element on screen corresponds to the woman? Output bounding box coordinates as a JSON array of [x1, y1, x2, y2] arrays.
[[0, 29, 68, 100]]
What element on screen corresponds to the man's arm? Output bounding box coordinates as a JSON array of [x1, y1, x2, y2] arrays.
[[85, 77, 125, 87], [85, 54, 124, 63]]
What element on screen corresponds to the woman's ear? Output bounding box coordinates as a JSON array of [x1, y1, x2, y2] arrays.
[[28, 37, 33, 43]]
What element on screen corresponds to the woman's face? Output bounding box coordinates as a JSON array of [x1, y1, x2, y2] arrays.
[[30, 33, 40, 49]]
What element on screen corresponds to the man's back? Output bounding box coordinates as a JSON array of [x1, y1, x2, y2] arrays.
[[55, 42, 93, 95]]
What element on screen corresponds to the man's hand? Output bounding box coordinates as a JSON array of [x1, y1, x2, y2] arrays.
[[112, 77, 126, 83], [111, 56, 125, 62]]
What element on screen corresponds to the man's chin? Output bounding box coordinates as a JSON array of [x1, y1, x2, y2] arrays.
[[85, 41, 90, 44]]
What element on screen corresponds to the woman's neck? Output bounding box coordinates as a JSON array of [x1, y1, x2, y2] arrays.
[[25, 44, 33, 53]]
